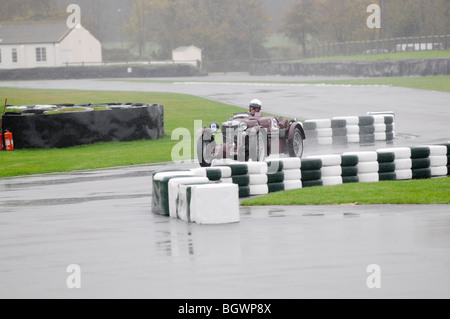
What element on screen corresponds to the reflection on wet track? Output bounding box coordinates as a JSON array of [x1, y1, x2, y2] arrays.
[[1, 164, 449, 299]]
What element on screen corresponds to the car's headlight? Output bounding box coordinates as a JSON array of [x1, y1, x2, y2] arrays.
[[210, 122, 220, 133], [239, 122, 248, 131]]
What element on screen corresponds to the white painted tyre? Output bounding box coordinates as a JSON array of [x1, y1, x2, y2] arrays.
[[375, 133, 387, 141], [395, 169, 413, 180], [283, 169, 302, 181], [430, 166, 448, 177], [318, 137, 333, 145], [357, 173, 379, 183], [320, 166, 342, 177], [372, 115, 386, 124], [246, 162, 269, 175], [315, 128, 333, 137], [346, 125, 360, 135], [357, 162, 379, 174], [374, 124, 387, 133], [321, 176, 343, 186], [249, 174, 269, 185], [395, 159, 413, 170], [429, 156, 448, 167], [347, 134, 360, 143], [249, 184, 269, 196], [283, 180, 303, 191], [426, 145, 448, 156]]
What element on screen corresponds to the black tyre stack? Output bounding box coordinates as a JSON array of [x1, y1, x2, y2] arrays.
[[301, 158, 323, 188], [341, 155, 359, 184], [376, 151, 397, 181], [410, 147, 432, 180]]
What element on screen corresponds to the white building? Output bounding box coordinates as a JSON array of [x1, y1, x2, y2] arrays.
[[172, 45, 202, 66], [0, 22, 102, 69]]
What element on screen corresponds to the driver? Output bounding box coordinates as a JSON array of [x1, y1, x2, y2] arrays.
[[249, 99, 262, 116]]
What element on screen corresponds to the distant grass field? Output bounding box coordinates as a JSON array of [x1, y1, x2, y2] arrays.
[[299, 76, 450, 93], [0, 88, 244, 178], [241, 178, 450, 206], [301, 50, 450, 62], [114, 75, 450, 93]]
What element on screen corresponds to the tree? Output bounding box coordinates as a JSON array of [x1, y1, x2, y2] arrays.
[[0, 0, 64, 22], [281, 0, 318, 57], [124, 0, 270, 61]]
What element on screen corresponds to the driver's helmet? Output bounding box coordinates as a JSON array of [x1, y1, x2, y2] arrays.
[[249, 99, 262, 114]]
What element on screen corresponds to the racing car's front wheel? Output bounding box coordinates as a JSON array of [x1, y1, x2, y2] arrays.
[[287, 127, 304, 158], [197, 135, 216, 167]]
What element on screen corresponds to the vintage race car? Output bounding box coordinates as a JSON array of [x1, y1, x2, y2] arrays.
[[197, 112, 306, 167]]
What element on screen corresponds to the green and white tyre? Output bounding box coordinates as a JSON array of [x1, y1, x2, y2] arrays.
[[305, 119, 331, 129], [320, 166, 342, 177], [333, 116, 359, 125], [284, 180, 303, 191], [249, 184, 269, 196], [377, 147, 411, 159], [429, 156, 448, 167], [322, 176, 343, 186], [375, 133, 387, 141], [247, 162, 269, 175], [357, 162, 379, 174], [426, 145, 448, 156], [318, 137, 333, 145], [168, 177, 210, 219], [249, 174, 268, 185], [283, 169, 302, 181], [347, 134, 360, 143], [395, 169, 413, 180], [394, 159, 412, 170], [316, 128, 333, 137], [221, 178, 233, 184], [177, 184, 240, 224], [308, 154, 342, 166], [430, 166, 448, 177], [344, 151, 378, 162], [379, 172, 397, 181], [346, 125, 360, 135], [358, 173, 379, 183]]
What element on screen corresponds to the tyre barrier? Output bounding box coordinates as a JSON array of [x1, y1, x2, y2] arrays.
[[307, 155, 343, 186], [2, 103, 165, 149], [266, 158, 302, 193], [343, 151, 380, 183], [304, 114, 395, 146], [152, 143, 449, 224], [215, 162, 269, 197], [300, 158, 323, 188]]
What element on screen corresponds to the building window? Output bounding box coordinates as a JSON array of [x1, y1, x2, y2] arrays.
[[12, 48, 18, 63], [36, 47, 47, 62], [0, 49, 2, 64]]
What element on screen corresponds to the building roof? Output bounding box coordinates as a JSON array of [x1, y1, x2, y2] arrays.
[[173, 45, 202, 52], [0, 22, 72, 45]]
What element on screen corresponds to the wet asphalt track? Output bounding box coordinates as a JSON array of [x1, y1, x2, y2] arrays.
[[0, 76, 449, 298]]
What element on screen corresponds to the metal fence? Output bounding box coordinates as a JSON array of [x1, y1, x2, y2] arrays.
[[311, 35, 450, 58]]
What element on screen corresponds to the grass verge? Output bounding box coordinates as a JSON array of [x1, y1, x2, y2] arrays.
[[0, 88, 245, 178], [301, 50, 450, 62], [110, 75, 450, 93], [241, 178, 450, 206]]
